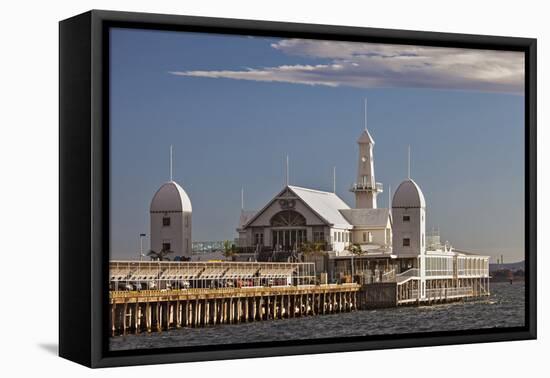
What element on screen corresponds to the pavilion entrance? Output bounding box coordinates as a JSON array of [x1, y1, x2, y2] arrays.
[[270, 210, 308, 251], [272, 229, 307, 251]]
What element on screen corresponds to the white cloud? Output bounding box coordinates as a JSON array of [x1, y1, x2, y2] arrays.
[[170, 39, 524, 94]]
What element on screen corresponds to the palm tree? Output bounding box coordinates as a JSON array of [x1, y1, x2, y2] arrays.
[[147, 248, 174, 261], [300, 241, 313, 255], [223, 240, 237, 259], [347, 243, 364, 256]]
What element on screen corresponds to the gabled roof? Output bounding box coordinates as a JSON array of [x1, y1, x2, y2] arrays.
[[339, 208, 391, 228], [238, 210, 257, 229], [357, 128, 375, 144], [289, 186, 352, 228], [241, 185, 352, 229]]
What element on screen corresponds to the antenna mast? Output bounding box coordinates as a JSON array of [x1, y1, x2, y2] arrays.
[[407, 145, 411, 179], [364, 98, 368, 130], [333, 166, 336, 193], [241, 187, 244, 210], [169, 145, 173, 181], [286, 154, 290, 186]]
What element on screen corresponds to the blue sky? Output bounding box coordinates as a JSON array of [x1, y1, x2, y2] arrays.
[[110, 28, 525, 263]]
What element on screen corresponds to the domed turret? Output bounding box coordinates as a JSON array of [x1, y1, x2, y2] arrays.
[[392, 179, 426, 209], [392, 178, 426, 258], [150, 180, 192, 258], [150, 181, 192, 213]]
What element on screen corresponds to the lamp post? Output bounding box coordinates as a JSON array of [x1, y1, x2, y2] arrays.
[[139, 233, 146, 261]]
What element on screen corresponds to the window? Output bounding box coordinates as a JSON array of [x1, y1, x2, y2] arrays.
[[162, 217, 171, 226], [255, 232, 264, 246], [403, 215, 410, 222], [270, 210, 306, 227], [185, 215, 189, 227], [363, 232, 367, 242], [403, 238, 410, 247], [162, 242, 171, 251], [313, 231, 325, 242]]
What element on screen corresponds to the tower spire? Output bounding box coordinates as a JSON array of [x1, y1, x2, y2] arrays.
[[352, 99, 382, 209], [169, 145, 173, 181]]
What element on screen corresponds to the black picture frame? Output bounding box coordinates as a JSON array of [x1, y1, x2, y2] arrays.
[[59, 9, 537, 368]]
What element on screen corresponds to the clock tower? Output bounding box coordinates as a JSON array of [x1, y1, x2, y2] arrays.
[[350, 127, 383, 208]]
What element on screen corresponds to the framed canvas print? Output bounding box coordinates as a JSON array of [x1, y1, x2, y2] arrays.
[[59, 10, 536, 368]]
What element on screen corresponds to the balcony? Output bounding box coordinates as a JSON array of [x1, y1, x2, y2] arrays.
[[350, 182, 383, 193]]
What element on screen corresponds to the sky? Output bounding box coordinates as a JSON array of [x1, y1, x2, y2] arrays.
[[109, 28, 525, 263]]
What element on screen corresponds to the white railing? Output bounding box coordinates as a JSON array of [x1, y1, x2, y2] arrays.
[[425, 286, 473, 299], [350, 182, 383, 192], [425, 269, 454, 277], [457, 269, 490, 278], [396, 268, 419, 283], [381, 269, 396, 282]]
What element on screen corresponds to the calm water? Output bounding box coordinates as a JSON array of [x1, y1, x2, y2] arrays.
[[110, 282, 525, 351]]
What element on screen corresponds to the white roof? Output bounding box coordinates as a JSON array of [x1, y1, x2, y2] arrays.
[[392, 179, 426, 208], [339, 208, 390, 227], [150, 181, 192, 212], [288, 186, 352, 228]]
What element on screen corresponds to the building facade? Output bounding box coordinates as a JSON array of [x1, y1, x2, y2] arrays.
[[237, 126, 392, 254], [236, 125, 489, 297]]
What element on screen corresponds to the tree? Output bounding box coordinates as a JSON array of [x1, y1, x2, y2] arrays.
[[300, 241, 314, 255], [147, 248, 174, 261], [300, 241, 325, 256], [347, 243, 364, 256], [223, 240, 237, 258]]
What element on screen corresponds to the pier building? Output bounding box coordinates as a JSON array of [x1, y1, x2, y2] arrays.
[[234, 115, 490, 302], [109, 104, 491, 336]]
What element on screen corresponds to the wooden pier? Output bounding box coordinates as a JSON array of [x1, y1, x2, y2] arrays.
[[110, 284, 360, 335], [108, 260, 491, 336]]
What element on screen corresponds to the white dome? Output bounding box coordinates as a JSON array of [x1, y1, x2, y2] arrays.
[[392, 179, 426, 208], [150, 181, 192, 212]]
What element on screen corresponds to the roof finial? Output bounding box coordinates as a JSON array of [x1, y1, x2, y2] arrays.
[[388, 184, 392, 209], [407, 145, 411, 179], [364, 98, 368, 131], [169, 145, 173, 181]]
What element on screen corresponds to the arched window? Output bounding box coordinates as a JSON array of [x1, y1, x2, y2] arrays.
[[270, 210, 306, 227]]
